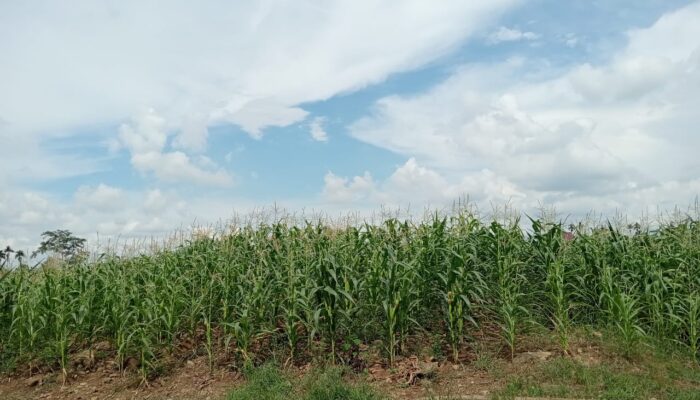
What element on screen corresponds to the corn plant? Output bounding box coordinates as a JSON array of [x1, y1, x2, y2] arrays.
[[678, 294, 700, 362], [1, 207, 700, 379], [484, 221, 527, 360], [311, 252, 355, 363], [437, 217, 483, 363], [530, 219, 572, 354]]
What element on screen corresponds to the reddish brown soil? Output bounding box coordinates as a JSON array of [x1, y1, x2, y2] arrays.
[[0, 332, 606, 400], [0, 356, 240, 400]]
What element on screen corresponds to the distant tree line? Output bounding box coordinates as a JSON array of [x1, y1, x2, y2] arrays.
[[0, 229, 86, 269]]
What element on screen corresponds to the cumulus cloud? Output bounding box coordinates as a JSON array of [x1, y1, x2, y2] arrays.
[[117, 109, 233, 186], [349, 1, 700, 214], [323, 158, 525, 208], [324, 157, 700, 220], [117, 110, 168, 154], [322, 171, 376, 203], [172, 118, 209, 153]]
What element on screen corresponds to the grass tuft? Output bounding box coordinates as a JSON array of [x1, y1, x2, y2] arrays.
[[227, 365, 382, 400], [228, 364, 292, 400]]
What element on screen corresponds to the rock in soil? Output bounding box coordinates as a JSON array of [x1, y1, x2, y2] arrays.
[[25, 375, 44, 387], [512, 351, 553, 364], [72, 349, 96, 369]]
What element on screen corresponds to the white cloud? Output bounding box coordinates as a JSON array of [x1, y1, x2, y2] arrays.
[[172, 118, 209, 153], [323, 158, 525, 207], [131, 151, 233, 187], [564, 33, 579, 48], [117, 110, 168, 154], [488, 26, 539, 44], [212, 98, 309, 139], [118, 109, 233, 186], [4, 0, 700, 251], [74, 184, 125, 212], [0, 0, 522, 198], [322, 171, 376, 203], [309, 117, 329, 142], [0, 0, 518, 143], [349, 2, 700, 214], [0, 186, 196, 251], [0, 127, 103, 185], [568, 57, 676, 103], [144, 189, 168, 213], [323, 157, 700, 220]]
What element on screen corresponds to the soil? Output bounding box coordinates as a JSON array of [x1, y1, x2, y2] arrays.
[[0, 355, 240, 400], [0, 335, 609, 400]]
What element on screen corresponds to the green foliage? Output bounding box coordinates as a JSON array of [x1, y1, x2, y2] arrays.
[[31, 229, 86, 261], [494, 355, 700, 400], [227, 365, 381, 400], [228, 364, 292, 400], [304, 367, 381, 400], [1, 209, 700, 380]]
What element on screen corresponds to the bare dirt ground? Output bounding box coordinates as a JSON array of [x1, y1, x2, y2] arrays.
[[1, 331, 687, 400], [0, 356, 240, 400], [0, 346, 601, 400]]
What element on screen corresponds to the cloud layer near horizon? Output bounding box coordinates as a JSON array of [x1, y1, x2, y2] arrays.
[[338, 2, 700, 214]]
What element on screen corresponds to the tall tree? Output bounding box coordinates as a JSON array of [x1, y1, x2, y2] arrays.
[[15, 250, 26, 266], [0, 246, 13, 268], [32, 230, 86, 262]]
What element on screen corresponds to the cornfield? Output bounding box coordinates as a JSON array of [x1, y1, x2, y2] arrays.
[[1, 209, 699, 382]]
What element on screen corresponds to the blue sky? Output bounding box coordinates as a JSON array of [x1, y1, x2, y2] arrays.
[[1, 0, 700, 249]]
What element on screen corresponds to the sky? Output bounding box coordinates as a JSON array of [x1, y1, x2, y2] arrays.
[[2, 0, 700, 250]]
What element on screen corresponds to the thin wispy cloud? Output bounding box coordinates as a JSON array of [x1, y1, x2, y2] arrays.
[[487, 26, 540, 43], [310, 117, 329, 142]]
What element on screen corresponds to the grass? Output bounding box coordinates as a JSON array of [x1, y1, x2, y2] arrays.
[[225, 319, 700, 400], [473, 350, 498, 374], [305, 368, 381, 400], [227, 364, 291, 400], [227, 364, 382, 400], [493, 349, 700, 400]]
